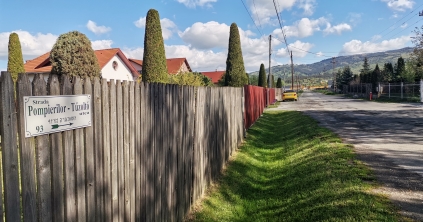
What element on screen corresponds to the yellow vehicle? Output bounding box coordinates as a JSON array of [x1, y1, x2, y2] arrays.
[[282, 90, 298, 102]]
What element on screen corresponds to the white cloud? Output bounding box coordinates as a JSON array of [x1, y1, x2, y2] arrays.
[[272, 17, 328, 38], [86, 20, 111, 35], [323, 23, 352, 35], [134, 17, 177, 40], [176, 0, 217, 8], [276, 40, 314, 58], [91, 40, 113, 50], [381, 0, 415, 11], [315, 52, 324, 57], [179, 21, 230, 49], [134, 17, 146, 28], [249, 0, 317, 26], [371, 35, 382, 41], [339, 35, 411, 55], [298, 0, 316, 16], [400, 23, 408, 28], [0, 30, 57, 60]]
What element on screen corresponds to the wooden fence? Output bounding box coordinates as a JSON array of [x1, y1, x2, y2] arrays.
[[0, 72, 244, 222]]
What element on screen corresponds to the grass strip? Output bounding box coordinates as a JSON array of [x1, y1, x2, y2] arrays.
[[187, 111, 403, 222]]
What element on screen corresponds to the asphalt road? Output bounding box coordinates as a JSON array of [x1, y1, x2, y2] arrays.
[[272, 90, 423, 221]]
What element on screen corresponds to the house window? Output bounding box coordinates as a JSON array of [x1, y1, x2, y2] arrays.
[[112, 61, 118, 71]]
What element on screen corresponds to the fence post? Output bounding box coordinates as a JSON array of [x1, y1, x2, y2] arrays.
[[401, 82, 403, 99], [420, 79, 423, 103], [389, 83, 390, 98]]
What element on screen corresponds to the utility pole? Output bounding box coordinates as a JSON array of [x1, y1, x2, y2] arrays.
[[290, 51, 294, 90], [268, 35, 272, 88], [331, 57, 336, 92]]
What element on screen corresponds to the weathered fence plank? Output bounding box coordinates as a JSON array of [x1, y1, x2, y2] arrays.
[[48, 74, 64, 222], [129, 81, 136, 222], [101, 78, 112, 221], [109, 80, 118, 222], [116, 80, 124, 222], [17, 73, 37, 222], [92, 77, 103, 222], [83, 78, 95, 222], [0, 72, 20, 222], [33, 74, 53, 222], [61, 75, 76, 221], [138, 82, 146, 222], [146, 82, 154, 222], [123, 81, 130, 221], [73, 76, 86, 222], [134, 81, 141, 222], [170, 84, 177, 221]]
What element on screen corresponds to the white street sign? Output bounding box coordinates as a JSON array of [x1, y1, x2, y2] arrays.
[[24, 95, 92, 137]]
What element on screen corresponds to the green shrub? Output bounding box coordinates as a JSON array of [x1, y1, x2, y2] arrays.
[[50, 31, 100, 79]]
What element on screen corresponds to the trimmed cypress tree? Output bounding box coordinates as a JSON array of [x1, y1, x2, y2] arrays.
[[276, 77, 282, 88], [7, 33, 25, 82], [142, 9, 168, 83], [258, 63, 266, 87], [225, 23, 248, 87], [50, 31, 100, 79]]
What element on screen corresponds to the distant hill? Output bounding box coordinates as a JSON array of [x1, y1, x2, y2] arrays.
[[249, 47, 414, 78]]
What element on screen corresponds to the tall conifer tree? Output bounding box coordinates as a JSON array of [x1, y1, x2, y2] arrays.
[[142, 9, 168, 83], [225, 23, 248, 87], [7, 33, 25, 82], [258, 63, 266, 87]]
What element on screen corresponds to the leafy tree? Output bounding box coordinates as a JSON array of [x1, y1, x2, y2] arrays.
[[411, 25, 423, 77], [217, 72, 226, 86], [395, 57, 405, 82], [50, 31, 100, 79], [371, 64, 381, 92], [225, 23, 248, 87], [246, 73, 250, 85], [359, 57, 370, 83], [142, 9, 168, 83], [276, 77, 282, 88], [258, 63, 266, 87], [403, 60, 416, 83], [168, 72, 212, 86], [249, 75, 259, 86], [381, 62, 394, 82], [7, 33, 25, 82]]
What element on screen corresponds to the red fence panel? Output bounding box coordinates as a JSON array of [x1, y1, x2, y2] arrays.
[[244, 85, 266, 129]]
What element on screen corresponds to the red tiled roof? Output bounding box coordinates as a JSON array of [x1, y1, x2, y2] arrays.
[[129, 58, 143, 66], [166, 58, 192, 74], [201, 71, 225, 84], [128, 57, 192, 75], [24, 48, 140, 77]]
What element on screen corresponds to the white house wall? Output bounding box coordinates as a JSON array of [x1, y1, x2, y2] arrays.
[[102, 55, 134, 82]]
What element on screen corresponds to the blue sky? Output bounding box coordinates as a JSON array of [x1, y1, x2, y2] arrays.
[[1, 0, 422, 73]]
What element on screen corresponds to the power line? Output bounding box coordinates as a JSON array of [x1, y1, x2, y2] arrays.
[[379, 13, 419, 40], [252, 0, 263, 30], [272, 0, 290, 53], [272, 36, 333, 58], [376, 2, 423, 37], [384, 18, 421, 40], [240, 0, 264, 37]]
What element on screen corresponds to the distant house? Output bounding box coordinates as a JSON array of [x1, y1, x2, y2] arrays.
[[24, 48, 140, 82], [201, 71, 225, 85], [129, 57, 192, 75]]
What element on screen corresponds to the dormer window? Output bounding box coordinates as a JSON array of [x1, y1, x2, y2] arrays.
[[112, 61, 118, 71]]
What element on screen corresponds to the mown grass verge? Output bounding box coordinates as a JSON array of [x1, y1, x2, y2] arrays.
[[314, 89, 336, 95], [187, 111, 403, 222]]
